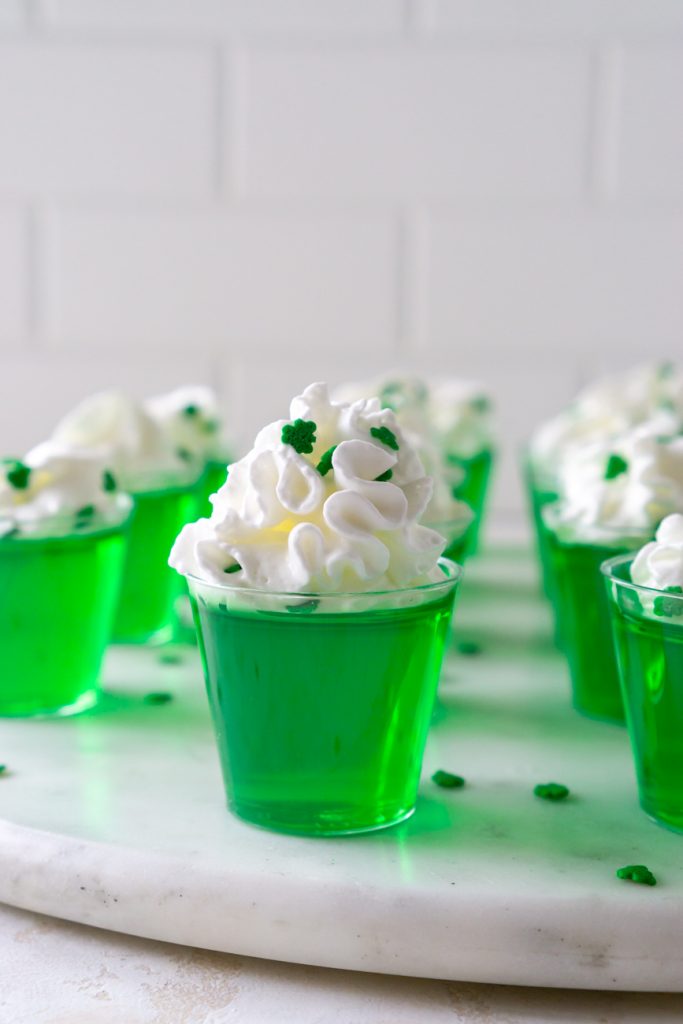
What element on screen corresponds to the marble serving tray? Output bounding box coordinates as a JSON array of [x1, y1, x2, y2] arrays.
[[0, 548, 681, 992]]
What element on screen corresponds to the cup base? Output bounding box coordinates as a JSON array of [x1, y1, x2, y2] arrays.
[[0, 687, 99, 719], [642, 803, 683, 835], [228, 801, 415, 838], [572, 700, 625, 727], [112, 624, 174, 647]]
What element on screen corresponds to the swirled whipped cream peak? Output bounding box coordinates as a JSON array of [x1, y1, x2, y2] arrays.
[[52, 391, 198, 491], [0, 442, 131, 538], [144, 386, 226, 464], [333, 374, 477, 527], [530, 362, 683, 479], [169, 382, 450, 593], [550, 419, 683, 543], [631, 514, 683, 595]]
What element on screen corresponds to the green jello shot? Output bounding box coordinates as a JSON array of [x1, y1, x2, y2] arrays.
[[603, 555, 683, 833], [189, 561, 460, 836], [545, 518, 653, 723], [0, 522, 127, 716], [196, 458, 230, 518], [448, 449, 493, 555], [521, 453, 560, 600], [112, 479, 199, 644]]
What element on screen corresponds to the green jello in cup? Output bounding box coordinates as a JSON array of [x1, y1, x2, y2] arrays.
[[545, 511, 653, 723], [447, 448, 494, 555], [170, 381, 460, 835], [521, 452, 560, 600], [189, 563, 459, 835], [0, 522, 127, 716], [603, 519, 683, 833], [112, 476, 199, 644]]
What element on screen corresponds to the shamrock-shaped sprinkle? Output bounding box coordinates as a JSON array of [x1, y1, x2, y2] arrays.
[[432, 770, 465, 789], [183, 404, 199, 417], [616, 864, 656, 886], [457, 641, 481, 656], [282, 419, 317, 455], [76, 505, 96, 519], [604, 454, 628, 480], [143, 692, 173, 706], [5, 461, 31, 490], [534, 782, 570, 801], [370, 426, 399, 451], [375, 469, 393, 482], [102, 470, 117, 492], [653, 586, 683, 618], [176, 447, 193, 463], [224, 562, 241, 574], [316, 445, 337, 477]]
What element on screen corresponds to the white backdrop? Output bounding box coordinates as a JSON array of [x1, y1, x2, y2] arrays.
[[1, 0, 682, 531]]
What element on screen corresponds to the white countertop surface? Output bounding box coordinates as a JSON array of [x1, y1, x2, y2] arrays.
[[1, 901, 683, 1024]]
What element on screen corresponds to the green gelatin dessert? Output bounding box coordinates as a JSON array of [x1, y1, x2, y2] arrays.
[[197, 459, 230, 518], [604, 554, 683, 833], [0, 525, 126, 716], [522, 454, 560, 600], [448, 449, 493, 555], [546, 527, 651, 723], [189, 568, 459, 836], [113, 482, 199, 644]]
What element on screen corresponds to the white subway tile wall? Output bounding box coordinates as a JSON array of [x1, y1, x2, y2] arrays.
[[1, 0, 682, 534]]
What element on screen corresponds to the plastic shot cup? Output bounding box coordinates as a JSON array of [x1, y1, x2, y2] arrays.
[[112, 473, 201, 644], [521, 451, 560, 600], [603, 555, 683, 833], [188, 560, 461, 836], [447, 449, 494, 555], [0, 515, 128, 716], [545, 509, 653, 724]]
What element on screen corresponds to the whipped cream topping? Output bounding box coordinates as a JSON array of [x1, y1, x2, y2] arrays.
[[429, 378, 493, 460], [631, 514, 683, 592], [0, 442, 131, 538], [145, 386, 228, 464], [530, 362, 683, 479], [52, 391, 198, 491], [549, 419, 683, 543], [170, 382, 449, 594], [335, 374, 493, 461]]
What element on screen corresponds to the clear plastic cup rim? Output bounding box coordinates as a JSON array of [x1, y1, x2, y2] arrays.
[[601, 552, 683, 604], [185, 556, 462, 603]]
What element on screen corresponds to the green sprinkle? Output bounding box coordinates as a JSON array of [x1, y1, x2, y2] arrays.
[[102, 469, 117, 492], [457, 641, 481, 656], [158, 650, 183, 666], [616, 864, 657, 887], [6, 461, 31, 490], [183, 404, 199, 417], [0, 765, 6, 775], [282, 419, 317, 455], [605, 454, 628, 480], [143, 692, 173, 706], [653, 587, 683, 618], [316, 445, 337, 477], [224, 562, 241, 574], [375, 469, 393, 482], [176, 447, 193, 463], [534, 782, 570, 801], [370, 426, 399, 451], [286, 599, 319, 614], [432, 770, 465, 789], [76, 504, 96, 519]]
